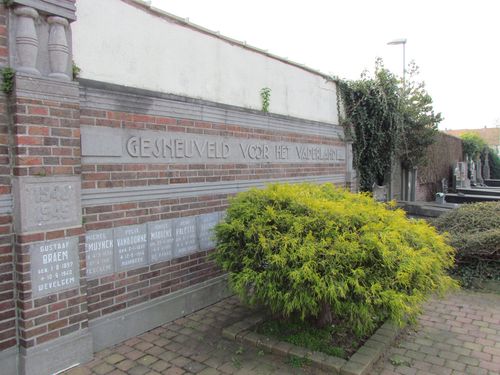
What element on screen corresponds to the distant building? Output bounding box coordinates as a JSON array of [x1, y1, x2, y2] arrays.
[[445, 127, 500, 155]]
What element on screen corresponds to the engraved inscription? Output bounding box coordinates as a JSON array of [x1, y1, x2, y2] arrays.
[[81, 127, 345, 165], [148, 220, 175, 263], [127, 137, 230, 159], [197, 212, 219, 251], [114, 224, 148, 271], [29, 184, 72, 223], [85, 229, 114, 279], [84, 212, 226, 278], [175, 217, 197, 257], [15, 176, 81, 233], [30, 237, 80, 297]]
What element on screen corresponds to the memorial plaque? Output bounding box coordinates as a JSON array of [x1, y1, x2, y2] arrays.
[[13, 176, 82, 233], [148, 219, 175, 263], [85, 229, 114, 279], [81, 126, 346, 165], [197, 212, 220, 251], [114, 224, 148, 271], [174, 217, 198, 257], [30, 237, 80, 298]]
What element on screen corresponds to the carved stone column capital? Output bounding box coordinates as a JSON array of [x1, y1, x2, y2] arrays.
[[47, 15, 69, 27]]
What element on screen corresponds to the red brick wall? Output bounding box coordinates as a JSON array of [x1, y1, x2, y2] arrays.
[[0, 3, 15, 352], [13, 98, 81, 177], [12, 94, 87, 349], [417, 133, 463, 201], [87, 250, 221, 320], [80, 109, 345, 190], [81, 108, 345, 321], [0, 4, 7, 66]]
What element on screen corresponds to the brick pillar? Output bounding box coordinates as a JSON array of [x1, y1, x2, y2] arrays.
[[6, 1, 90, 374], [0, 3, 16, 371]]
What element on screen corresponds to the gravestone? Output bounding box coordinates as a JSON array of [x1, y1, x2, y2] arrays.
[[148, 219, 175, 263], [174, 216, 197, 257], [484, 150, 491, 180], [30, 237, 80, 298], [114, 224, 148, 271], [85, 229, 115, 279]]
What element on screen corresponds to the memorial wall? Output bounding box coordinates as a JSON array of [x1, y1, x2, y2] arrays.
[[0, 1, 352, 374]]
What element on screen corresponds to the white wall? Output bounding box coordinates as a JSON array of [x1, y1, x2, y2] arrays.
[[72, 0, 339, 124]]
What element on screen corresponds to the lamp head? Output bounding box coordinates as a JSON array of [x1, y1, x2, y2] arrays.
[[387, 38, 407, 45]]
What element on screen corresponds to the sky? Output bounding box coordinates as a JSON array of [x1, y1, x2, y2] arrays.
[[151, 0, 500, 131]]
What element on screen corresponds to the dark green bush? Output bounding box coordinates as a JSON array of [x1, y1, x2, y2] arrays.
[[214, 183, 457, 336], [433, 201, 500, 262]]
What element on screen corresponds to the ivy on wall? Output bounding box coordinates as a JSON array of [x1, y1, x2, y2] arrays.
[[338, 59, 442, 192]]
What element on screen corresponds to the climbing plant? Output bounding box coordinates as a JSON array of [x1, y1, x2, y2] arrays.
[[1, 67, 15, 95], [338, 59, 401, 191], [260, 87, 271, 113], [338, 59, 441, 192]]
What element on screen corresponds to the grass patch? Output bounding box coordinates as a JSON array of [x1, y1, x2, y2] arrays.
[[286, 355, 312, 368], [451, 261, 500, 289], [255, 317, 378, 359]]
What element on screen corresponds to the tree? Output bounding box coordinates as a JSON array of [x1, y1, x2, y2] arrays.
[[399, 62, 442, 168], [460, 132, 500, 179], [338, 59, 442, 191], [460, 132, 487, 158]]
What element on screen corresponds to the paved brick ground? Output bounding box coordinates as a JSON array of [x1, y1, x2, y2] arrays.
[[64, 296, 327, 375], [66, 290, 500, 375], [373, 291, 500, 375]]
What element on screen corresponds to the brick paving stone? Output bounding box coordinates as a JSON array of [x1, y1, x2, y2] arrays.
[[115, 359, 136, 371], [163, 367, 185, 375], [137, 354, 159, 366], [198, 369, 221, 375], [104, 354, 126, 365], [92, 363, 115, 375], [65, 368, 92, 375], [125, 350, 146, 361], [128, 365, 150, 375]]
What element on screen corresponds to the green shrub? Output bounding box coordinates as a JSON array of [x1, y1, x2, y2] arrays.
[[433, 201, 499, 261], [214, 183, 457, 336]]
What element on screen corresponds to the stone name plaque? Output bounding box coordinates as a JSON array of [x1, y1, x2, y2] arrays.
[[197, 212, 219, 251], [85, 229, 114, 279], [13, 176, 82, 233], [175, 216, 198, 257], [81, 126, 346, 165], [85, 212, 225, 278], [31, 237, 80, 298], [148, 219, 175, 263], [114, 224, 148, 271]]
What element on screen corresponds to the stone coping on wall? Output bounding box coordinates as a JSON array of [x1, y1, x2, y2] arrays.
[[223, 313, 400, 375]]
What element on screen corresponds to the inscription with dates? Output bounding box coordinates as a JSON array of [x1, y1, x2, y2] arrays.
[[31, 237, 80, 297], [85, 212, 226, 278], [85, 229, 115, 279], [14, 176, 81, 233]]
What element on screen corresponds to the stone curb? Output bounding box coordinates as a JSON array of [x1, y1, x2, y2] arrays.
[[222, 315, 400, 375]]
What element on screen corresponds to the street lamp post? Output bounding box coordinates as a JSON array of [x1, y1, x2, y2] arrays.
[[387, 38, 407, 87], [387, 38, 408, 200]]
